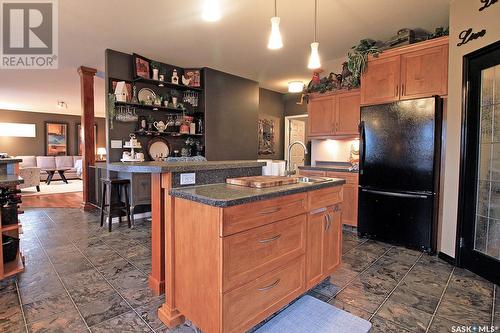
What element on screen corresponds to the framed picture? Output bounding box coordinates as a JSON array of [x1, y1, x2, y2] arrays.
[[76, 123, 97, 156], [184, 69, 201, 87], [258, 119, 275, 155], [45, 122, 68, 156], [133, 53, 151, 79]]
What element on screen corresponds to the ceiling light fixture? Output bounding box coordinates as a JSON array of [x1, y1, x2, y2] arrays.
[[202, 0, 221, 22], [57, 101, 67, 108], [307, 0, 321, 69], [267, 0, 283, 50], [288, 81, 304, 93]]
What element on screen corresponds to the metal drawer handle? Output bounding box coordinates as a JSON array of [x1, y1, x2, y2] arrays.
[[258, 234, 281, 244], [258, 279, 281, 291], [324, 214, 329, 231], [259, 207, 281, 215]]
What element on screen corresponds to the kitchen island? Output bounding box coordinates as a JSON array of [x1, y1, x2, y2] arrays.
[[105, 160, 265, 299], [164, 177, 345, 333]]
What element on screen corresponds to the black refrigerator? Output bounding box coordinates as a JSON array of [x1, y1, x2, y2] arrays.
[[358, 97, 442, 253]]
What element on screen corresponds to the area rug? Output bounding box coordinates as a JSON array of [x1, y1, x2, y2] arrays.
[[254, 295, 372, 333], [21, 179, 83, 196]]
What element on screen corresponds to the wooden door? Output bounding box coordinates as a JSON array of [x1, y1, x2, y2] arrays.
[[308, 96, 335, 136], [401, 45, 448, 99], [305, 208, 327, 288], [360, 55, 401, 105], [323, 205, 342, 274], [335, 91, 360, 136], [289, 119, 307, 170]]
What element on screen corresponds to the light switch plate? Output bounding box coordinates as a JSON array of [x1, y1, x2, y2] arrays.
[[180, 173, 196, 185], [111, 140, 123, 149]]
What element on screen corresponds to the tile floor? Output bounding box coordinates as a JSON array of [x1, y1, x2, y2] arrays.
[[0, 208, 498, 333]]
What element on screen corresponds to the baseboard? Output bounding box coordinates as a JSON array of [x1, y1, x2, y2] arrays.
[[438, 252, 456, 265]]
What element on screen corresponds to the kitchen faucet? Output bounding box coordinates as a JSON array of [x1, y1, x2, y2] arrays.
[[286, 141, 308, 176]]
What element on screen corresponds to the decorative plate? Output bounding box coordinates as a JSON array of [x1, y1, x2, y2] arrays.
[[147, 137, 171, 160], [138, 88, 156, 105]]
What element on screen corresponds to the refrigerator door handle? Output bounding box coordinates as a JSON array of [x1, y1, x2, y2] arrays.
[[361, 189, 429, 199], [359, 121, 366, 175]]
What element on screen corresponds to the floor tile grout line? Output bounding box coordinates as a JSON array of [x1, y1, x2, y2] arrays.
[[32, 213, 92, 333], [14, 279, 29, 333], [368, 251, 424, 322], [97, 236, 150, 276], [424, 266, 456, 333], [341, 238, 369, 256], [332, 245, 395, 299], [68, 235, 157, 332]]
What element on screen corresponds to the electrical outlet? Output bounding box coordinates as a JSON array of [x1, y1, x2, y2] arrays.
[[180, 173, 196, 185]]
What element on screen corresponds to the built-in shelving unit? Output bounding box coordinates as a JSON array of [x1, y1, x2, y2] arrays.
[[133, 77, 203, 92]]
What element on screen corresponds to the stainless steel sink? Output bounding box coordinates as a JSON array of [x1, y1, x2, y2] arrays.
[[295, 177, 332, 184]]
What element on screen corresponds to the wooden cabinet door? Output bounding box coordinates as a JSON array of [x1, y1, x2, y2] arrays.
[[335, 91, 360, 136], [400, 45, 448, 99], [341, 183, 358, 227], [308, 96, 335, 136], [305, 208, 327, 288], [360, 55, 401, 105], [323, 205, 342, 274]]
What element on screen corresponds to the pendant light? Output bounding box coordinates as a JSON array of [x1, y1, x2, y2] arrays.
[[202, 0, 221, 22], [267, 0, 283, 50], [307, 0, 321, 69]]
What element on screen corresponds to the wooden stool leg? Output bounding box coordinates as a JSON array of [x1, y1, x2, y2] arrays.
[[124, 184, 132, 229], [118, 185, 123, 224], [100, 183, 106, 227], [107, 184, 113, 232]]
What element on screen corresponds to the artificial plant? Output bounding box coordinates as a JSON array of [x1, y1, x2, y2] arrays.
[[107, 93, 116, 130], [347, 39, 381, 87]]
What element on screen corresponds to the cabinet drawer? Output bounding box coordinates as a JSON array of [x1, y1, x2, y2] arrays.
[[298, 169, 327, 177], [308, 186, 343, 211], [223, 215, 306, 292], [222, 193, 307, 236], [326, 171, 359, 185], [222, 256, 305, 333]]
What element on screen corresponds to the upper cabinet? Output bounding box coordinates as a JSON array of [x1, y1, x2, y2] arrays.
[[361, 37, 449, 106], [308, 89, 360, 138]]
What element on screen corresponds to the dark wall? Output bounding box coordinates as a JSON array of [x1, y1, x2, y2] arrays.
[[0, 109, 106, 156], [259, 88, 285, 160], [284, 93, 307, 116], [204, 68, 259, 161]]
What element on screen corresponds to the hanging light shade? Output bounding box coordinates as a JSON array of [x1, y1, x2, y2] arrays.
[[288, 81, 304, 93], [307, 0, 321, 69], [308, 42, 321, 69], [202, 0, 221, 22], [267, 0, 283, 49]]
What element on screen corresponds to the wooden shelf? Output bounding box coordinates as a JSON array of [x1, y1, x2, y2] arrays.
[[1, 224, 20, 232], [134, 131, 204, 137], [3, 253, 24, 278], [133, 77, 203, 91], [115, 101, 203, 115]]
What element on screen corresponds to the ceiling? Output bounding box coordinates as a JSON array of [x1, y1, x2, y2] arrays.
[[0, 0, 450, 117]]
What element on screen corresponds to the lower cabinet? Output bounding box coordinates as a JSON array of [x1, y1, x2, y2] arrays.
[[173, 186, 343, 333], [305, 204, 342, 289]]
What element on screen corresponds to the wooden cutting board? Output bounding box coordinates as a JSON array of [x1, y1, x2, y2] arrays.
[[226, 176, 299, 188]]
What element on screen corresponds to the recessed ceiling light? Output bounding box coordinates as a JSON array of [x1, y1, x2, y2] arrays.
[[288, 81, 304, 93], [57, 101, 67, 108], [202, 0, 221, 22]]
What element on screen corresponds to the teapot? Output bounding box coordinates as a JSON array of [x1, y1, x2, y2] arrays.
[[154, 121, 166, 132]]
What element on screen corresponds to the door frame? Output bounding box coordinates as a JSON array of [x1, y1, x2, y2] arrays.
[[284, 115, 308, 162], [456, 40, 500, 284]]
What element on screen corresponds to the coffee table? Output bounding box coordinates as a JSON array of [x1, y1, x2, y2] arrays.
[[43, 169, 70, 185]]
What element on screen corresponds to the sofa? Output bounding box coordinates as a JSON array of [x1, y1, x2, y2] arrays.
[[16, 156, 83, 182]]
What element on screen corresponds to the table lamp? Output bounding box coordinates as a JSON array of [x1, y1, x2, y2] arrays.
[[96, 147, 107, 161]]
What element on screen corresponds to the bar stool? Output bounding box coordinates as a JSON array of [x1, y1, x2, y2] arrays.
[[100, 178, 131, 232]]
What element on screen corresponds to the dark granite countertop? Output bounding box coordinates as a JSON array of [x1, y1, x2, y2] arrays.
[[0, 175, 23, 187], [106, 160, 265, 173], [170, 178, 346, 207], [0, 158, 22, 165], [298, 165, 358, 173]]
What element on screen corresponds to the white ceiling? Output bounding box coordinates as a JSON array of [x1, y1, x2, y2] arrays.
[[0, 0, 450, 117]]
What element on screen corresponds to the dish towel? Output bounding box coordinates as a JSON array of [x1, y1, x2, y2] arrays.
[[253, 295, 372, 333]]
